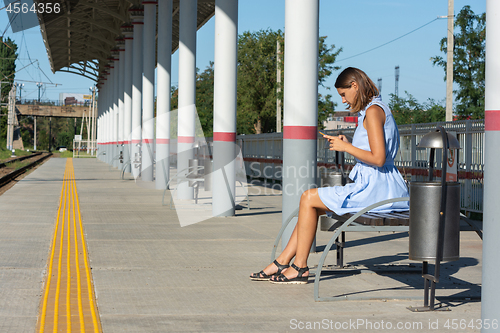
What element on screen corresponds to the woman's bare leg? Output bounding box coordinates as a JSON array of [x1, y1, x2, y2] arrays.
[[271, 188, 328, 280], [250, 217, 300, 278]]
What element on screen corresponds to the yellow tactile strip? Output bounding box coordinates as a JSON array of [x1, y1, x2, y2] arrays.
[[37, 159, 101, 333]]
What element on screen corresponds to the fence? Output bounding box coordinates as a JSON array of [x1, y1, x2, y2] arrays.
[[237, 119, 484, 214]]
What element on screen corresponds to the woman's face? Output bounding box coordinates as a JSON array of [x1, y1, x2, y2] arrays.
[[336, 82, 358, 110]]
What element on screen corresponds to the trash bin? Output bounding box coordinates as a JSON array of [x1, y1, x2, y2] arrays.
[[203, 158, 212, 191], [320, 170, 344, 187], [409, 181, 460, 261]]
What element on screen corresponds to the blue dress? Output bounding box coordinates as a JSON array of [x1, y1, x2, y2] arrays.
[[318, 96, 409, 215]]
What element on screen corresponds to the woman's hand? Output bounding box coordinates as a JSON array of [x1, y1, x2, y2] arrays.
[[323, 135, 351, 152], [321, 104, 386, 167]]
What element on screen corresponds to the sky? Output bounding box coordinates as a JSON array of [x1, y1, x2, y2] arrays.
[[1, 0, 487, 112]]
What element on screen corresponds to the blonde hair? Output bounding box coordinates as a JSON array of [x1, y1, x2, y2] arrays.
[[334, 67, 379, 112]]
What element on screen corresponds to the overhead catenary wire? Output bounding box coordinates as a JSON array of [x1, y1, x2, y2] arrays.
[[336, 18, 442, 62]]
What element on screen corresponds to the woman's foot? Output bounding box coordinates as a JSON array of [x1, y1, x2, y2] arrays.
[[270, 263, 309, 284], [249, 260, 289, 281]]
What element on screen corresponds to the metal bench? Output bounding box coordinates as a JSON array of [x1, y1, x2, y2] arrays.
[[318, 207, 410, 268], [270, 197, 482, 302], [271, 197, 413, 301]]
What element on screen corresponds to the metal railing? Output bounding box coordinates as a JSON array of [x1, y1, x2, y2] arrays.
[[237, 119, 484, 213], [15, 99, 92, 107]]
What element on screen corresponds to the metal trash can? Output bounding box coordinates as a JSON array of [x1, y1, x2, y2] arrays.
[[320, 170, 344, 187], [320, 169, 353, 187], [203, 158, 212, 191], [409, 181, 460, 261]]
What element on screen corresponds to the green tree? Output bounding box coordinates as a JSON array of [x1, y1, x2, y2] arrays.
[[237, 29, 281, 134], [196, 62, 214, 137], [431, 6, 485, 119], [318, 36, 342, 129], [389, 92, 445, 125], [0, 37, 18, 147], [237, 30, 342, 134], [56, 131, 73, 148], [0, 37, 18, 103]]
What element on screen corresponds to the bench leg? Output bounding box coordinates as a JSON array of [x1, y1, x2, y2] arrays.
[[335, 231, 345, 268]]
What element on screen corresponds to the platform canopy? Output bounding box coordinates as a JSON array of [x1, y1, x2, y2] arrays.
[[37, 0, 215, 82]]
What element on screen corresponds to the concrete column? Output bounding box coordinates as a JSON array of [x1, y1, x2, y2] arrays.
[[156, 0, 173, 190], [141, 1, 157, 182], [482, 0, 500, 328], [100, 83, 105, 161], [112, 56, 120, 167], [118, 41, 126, 168], [177, 0, 197, 200], [96, 84, 102, 160], [107, 65, 114, 165], [97, 116, 100, 159], [212, 0, 238, 216], [281, 0, 319, 250], [123, 26, 134, 174], [130, 9, 144, 180], [101, 80, 107, 161]]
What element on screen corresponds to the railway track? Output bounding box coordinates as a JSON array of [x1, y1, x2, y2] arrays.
[[0, 152, 53, 189]]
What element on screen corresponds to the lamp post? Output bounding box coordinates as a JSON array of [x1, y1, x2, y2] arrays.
[[16, 83, 24, 101], [36, 82, 43, 103]]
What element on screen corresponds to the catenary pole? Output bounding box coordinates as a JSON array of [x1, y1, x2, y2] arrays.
[[445, 0, 454, 121]]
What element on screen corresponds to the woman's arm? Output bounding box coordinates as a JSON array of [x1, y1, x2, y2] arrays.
[[324, 105, 386, 167]]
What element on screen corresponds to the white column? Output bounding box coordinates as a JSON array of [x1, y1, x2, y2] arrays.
[[123, 27, 134, 173], [141, 1, 157, 182], [156, 0, 173, 190], [131, 11, 144, 180], [281, 0, 319, 249], [212, 0, 238, 216], [118, 42, 126, 167], [482, 0, 500, 327], [96, 83, 102, 159], [177, 0, 197, 200], [101, 80, 107, 161], [112, 56, 120, 167], [107, 65, 114, 165]]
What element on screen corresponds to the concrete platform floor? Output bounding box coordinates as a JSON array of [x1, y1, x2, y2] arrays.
[[0, 158, 483, 332]]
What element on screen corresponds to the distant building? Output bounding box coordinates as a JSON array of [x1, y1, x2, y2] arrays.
[[322, 112, 357, 130]]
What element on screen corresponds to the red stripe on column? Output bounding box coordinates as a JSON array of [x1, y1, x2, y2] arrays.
[[123, 140, 131, 144], [283, 126, 318, 140], [485, 110, 500, 131], [156, 139, 170, 144], [131, 140, 141, 144], [213, 132, 236, 142], [142, 139, 154, 144], [178, 136, 195, 143]]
